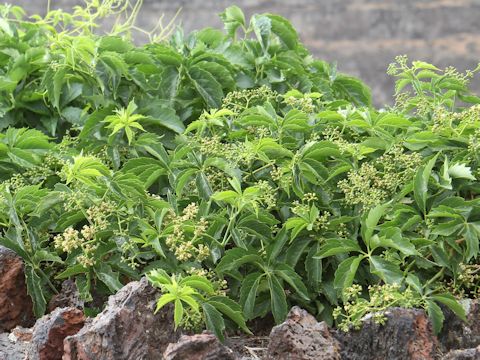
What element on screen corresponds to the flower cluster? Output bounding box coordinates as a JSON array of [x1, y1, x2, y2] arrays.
[[432, 105, 480, 135], [447, 263, 480, 298], [222, 86, 278, 113], [53, 225, 98, 267], [255, 180, 277, 209], [165, 203, 211, 262], [86, 201, 116, 230], [322, 126, 361, 158], [283, 95, 315, 113], [197, 136, 255, 167], [339, 146, 421, 208], [270, 165, 292, 190], [333, 284, 421, 331]]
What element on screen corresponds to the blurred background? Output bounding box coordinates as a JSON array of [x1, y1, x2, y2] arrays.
[[11, 0, 480, 106]]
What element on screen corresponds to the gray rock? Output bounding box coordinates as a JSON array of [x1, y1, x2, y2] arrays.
[[439, 299, 480, 352], [333, 307, 439, 360], [30, 307, 84, 360], [164, 332, 237, 360], [48, 280, 84, 313], [63, 277, 178, 360], [266, 306, 341, 360], [442, 346, 480, 360], [0, 332, 31, 360]]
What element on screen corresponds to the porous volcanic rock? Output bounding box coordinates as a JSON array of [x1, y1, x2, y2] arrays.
[[439, 299, 480, 351], [48, 280, 84, 312], [333, 307, 438, 360], [0, 246, 34, 331], [164, 332, 237, 360], [441, 346, 480, 360], [0, 332, 31, 360], [31, 307, 84, 360], [266, 306, 341, 360], [63, 277, 178, 360]]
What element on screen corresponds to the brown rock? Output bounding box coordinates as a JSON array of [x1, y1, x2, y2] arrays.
[[266, 306, 341, 360], [164, 332, 236, 360], [334, 307, 438, 360], [0, 246, 34, 331], [63, 277, 178, 360], [48, 280, 84, 313], [31, 307, 85, 360], [439, 299, 480, 351], [442, 346, 480, 360]]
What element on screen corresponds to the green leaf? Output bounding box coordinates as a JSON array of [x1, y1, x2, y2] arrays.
[[376, 113, 412, 128], [251, 15, 272, 53], [76, 274, 93, 302], [464, 223, 480, 261], [240, 272, 263, 319], [220, 6, 246, 37], [94, 264, 123, 293], [334, 255, 362, 291], [208, 296, 251, 334], [267, 14, 298, 50], [180, 275, 215, 294], [414, 154, 439, 214], [25, 266, 46, 318], [211, 190, 239, 203], [188, 65, 223, 108], [333, 75, 372, 107], [202, 302, 226, 341], [431, 294, 466, 322], [216, 248, 264, 273], [143, 106, 185, 134], [268, 274, 288, 324], [448, 163, 475, 180], [55, 264, 88, 279], [369, 256, 403, 284], [175, 168, 197, 198], [174, 298, 184, 329], [33, 250, 63, 264], [427, 300, 445, 334], [376, 228, 419, 256], [361, 203, 389, 247], [155, 293, 176, 313], [306, 243, 322, 286], [267, 227, 289, 262], [315, 238, 361, 259], [275, 263, 310, 301], [196, 172, 213, 200]]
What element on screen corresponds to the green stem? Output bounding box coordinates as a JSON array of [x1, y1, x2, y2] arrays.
[[221, 210, 238, 246]]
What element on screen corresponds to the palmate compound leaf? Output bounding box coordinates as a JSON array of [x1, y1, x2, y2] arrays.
[[188, 65, 224, 109], [120, 157, 166, 189], [63, 155, 110, 187]]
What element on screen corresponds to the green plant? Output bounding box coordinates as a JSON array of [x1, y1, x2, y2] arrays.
[[147, 269, 250, 340], [0, 2, 478, 341]]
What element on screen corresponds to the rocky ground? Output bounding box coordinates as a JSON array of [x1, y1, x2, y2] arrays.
[[1, 245, 480, 360]]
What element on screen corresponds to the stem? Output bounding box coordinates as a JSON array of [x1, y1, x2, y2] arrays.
[[37, 267, 59, 294], [424, 267, 445, 289], [221, 209, 238, 246]]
